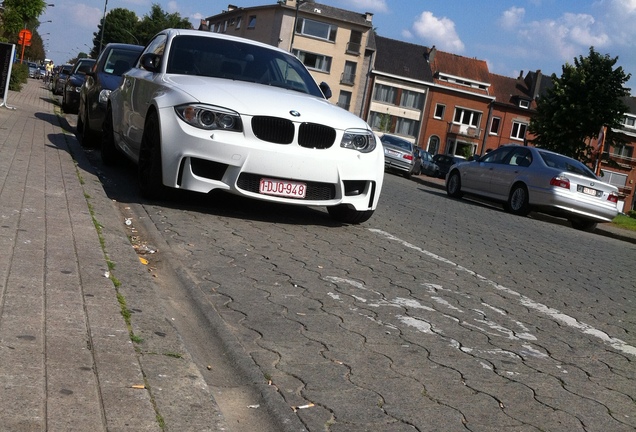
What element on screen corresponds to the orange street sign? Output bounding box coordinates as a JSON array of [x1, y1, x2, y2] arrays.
[[18, 29, 32, 44]]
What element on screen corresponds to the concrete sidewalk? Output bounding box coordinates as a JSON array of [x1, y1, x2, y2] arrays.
[[0, 79, 228, 431]]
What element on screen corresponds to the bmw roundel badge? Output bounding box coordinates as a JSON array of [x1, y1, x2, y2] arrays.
[[290, 110, 301, 117]]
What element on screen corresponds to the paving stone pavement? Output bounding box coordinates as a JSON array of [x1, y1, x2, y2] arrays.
[[0, 79, 231, 431], [2, 77, 635, 432]]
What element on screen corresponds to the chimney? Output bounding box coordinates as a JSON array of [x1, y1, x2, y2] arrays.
[[227, 4, 237, 11], [424, 45, 436, 63], [365, 12, 373, 22], [532, 70, 543, 100]]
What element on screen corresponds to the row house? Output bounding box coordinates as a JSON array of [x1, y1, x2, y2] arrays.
[[363, 36, 433, 145], [485, 71, 546, 151], [598, 96, 636, 211], [203, 0, 374, 116], [421, 47, 494, 158]]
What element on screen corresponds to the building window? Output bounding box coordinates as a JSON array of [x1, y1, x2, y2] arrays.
[[223, 20, 228, 32], [601, 170, 628, 188], [490, 117, 501, 135], [610, 144, 634, 159], [622, 115, 636, 129], [434, 103, 445, 119], [247, 15, 256, 29], [296, 18, 337, 42], [373, 84, 397, 104], [427, 135, 440, 154], [453, 107, 481, 127], [368, 110, 392, 132], [293, 49, 332, 73], [519, 99, 530, 109], [341, 61, 356, 85], [236, 16, 242, 29], [395, 117, 419, 137], [347, 30, 362, 55], [337, 91, 352, 111], [400, 90, 424, 110], [511, 121, 527, 140]]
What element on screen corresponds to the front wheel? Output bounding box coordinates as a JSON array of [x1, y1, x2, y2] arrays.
[[328, 205, 374, 224], [507, 184, 530, 216], [138, 112, 167, 199], [446, 171, 463, 198]]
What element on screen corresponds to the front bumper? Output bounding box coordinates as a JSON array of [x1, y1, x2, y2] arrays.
[[157, 108, 384, 211]]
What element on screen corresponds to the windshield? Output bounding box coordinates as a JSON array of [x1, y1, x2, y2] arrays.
[[538, 151, 597, 179], [166, 35, 324, 98], [381, 135, 413, 151]]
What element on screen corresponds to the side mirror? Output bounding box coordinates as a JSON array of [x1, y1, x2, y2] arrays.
[[319, 81, 332, 99], [140, 53, 161, 73]]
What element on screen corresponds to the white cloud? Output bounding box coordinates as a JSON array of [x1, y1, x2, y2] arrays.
[[500, 8, 611, 63], [347, 0, 388, 13], [73, 4, 103, 30], [409, 11, 464, 53], [498, 7, 525, 30]]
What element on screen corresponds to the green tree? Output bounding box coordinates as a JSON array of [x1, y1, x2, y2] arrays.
[[135, 4, 192, 44], [529, 47, 631, 162], [91, 8, 140, 57], [1, 0, 47, 37]]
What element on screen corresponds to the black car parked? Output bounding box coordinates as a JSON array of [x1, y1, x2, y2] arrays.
[[52, 64, 73, 95], [432, 154, 465, 179], [77, 43, 143, 146], [62, 58, 96, 114]]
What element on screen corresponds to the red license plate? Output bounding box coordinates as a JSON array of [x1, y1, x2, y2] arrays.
[[259, 178, 307, 198]]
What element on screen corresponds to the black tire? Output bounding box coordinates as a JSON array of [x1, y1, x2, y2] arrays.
[[101, 105, 119, 166], [507, 184, 530, 216], [138, 112, 166, 199], [77, 107, 89, 147], [61, 92, 69, 112], [446, 170, 463, 198], [327, 205, 374, 224], [570, 219, 598, 232]]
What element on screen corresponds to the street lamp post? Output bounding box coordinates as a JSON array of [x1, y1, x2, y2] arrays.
[[98, 0, 108, 54], [289, 0, 305, 53]]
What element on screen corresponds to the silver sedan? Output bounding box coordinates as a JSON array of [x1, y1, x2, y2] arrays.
[[445, 144, 619, 231]]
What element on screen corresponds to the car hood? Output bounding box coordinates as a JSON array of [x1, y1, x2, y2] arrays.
[[162, 75, 370, 131]]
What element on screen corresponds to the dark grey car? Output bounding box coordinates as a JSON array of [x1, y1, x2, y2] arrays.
[[77, 43, 143, 146]]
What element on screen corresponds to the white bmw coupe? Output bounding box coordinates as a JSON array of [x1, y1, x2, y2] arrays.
[[103, 29, 384, 224]]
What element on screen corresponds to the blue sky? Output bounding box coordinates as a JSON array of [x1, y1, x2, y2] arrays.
[[40, 0, 635, 94]]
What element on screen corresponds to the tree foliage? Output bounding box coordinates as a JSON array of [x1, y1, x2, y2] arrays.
[[0, 0, 47, 37], [91, 8, 139, 57], [90, 4, 191, 57], [529, 47, 631, 162], [135, 4, 192, 44]]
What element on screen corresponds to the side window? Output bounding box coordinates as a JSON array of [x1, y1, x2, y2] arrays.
[[142, 34, 167, 69], [508, 149, 532, 166], [482, 147, 512, 164]]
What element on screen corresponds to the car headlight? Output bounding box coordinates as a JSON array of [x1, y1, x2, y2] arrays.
[[340, 129, 376, 153], [98, 89, 111, 105], [175, 104, 242, 132]]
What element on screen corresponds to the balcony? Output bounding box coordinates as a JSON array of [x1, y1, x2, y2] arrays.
[[340, 72, 355, 86], [346, 42, 361, 55], [447, 123, 481, 139]]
